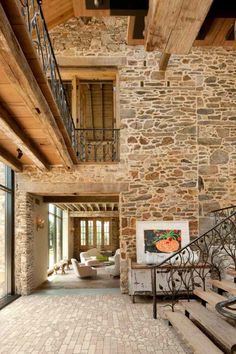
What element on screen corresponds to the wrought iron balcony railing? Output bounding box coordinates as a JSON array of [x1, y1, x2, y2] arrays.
[[76, 128, 120, 162], [19, 0, 77, 150], [151, 206, 236, 319]]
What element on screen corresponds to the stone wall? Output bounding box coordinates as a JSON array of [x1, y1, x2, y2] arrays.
[[15, 17, 236, 294], [15, 191, 34, 295]]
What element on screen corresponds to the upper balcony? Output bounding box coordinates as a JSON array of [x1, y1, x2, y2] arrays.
[[0, 0, 79, 170], [0, 0, 120, 171]]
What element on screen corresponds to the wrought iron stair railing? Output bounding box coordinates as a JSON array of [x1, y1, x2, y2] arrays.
[[76, 128, 120, 162], [151, 206, 236, 319], [215, 296, 236, 320], [211, 205, 236, 224], [19, 0, 77, 150]]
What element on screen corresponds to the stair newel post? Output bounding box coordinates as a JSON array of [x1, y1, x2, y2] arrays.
[[151, 267, 157, 319]]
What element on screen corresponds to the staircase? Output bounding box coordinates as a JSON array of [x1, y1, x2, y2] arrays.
[[151, 205, 236, 354]]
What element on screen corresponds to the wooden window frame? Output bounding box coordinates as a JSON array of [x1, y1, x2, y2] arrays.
[[79, 218, 112, 251], [60, 68, 120, 129]]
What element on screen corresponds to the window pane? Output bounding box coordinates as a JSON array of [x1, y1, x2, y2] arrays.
[[88, 220, 93, 246], [49, 204, 55, 213], [80, 220, 86, 246], [104, 221, 110, 246], [56, 217, 62, 261], [96, 221, 102, 246], [56, 207, 62, 217], [0, 190, 6, 298], [48, 213, 55, 268]]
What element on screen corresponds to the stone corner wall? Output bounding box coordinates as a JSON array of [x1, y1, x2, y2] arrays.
[[15, 190, 34, 295]]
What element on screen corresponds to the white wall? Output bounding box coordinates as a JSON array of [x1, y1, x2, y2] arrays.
[[33, 197, 48, 289]]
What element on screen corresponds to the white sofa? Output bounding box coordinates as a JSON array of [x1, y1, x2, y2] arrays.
[[71, 258, 97, 278], [80, 248, 102, 265]]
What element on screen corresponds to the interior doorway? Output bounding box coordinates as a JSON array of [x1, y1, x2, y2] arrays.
[[37, 195, 120, 292]]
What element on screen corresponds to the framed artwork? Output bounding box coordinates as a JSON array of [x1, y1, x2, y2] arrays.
[[136, 220, 190, 264]]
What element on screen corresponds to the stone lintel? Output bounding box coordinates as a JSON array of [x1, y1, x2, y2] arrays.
[[57, 56, 127, 67]]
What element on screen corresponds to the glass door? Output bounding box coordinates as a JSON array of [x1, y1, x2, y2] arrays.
[[0, 163, 14, 301]]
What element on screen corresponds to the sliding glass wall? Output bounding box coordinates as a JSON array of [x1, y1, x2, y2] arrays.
[[0, 162, 14, 301], [48, 204, 63, 268]]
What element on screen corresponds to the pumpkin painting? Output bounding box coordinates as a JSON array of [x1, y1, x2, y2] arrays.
[[144, 229, 182, 254]]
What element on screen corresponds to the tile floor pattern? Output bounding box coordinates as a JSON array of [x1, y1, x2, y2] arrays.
[[0, 294, 192, 354]]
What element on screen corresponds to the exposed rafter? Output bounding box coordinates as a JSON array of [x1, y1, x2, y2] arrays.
[[0, 145, 22, 172]]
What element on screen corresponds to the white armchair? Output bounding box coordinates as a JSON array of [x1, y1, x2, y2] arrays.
[[108, 248, 120, 263], [71, 258, 97, 278], [105, 253, 120, 277]]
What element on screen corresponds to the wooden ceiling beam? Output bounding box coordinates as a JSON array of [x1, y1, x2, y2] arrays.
[[0, 105, 49, 170], [66, 204, 74, 211], [72, 203, 80, 211], [54, 203, 67, 210], [43, 196, 119, 203], [145, 0, 213, 54], [0, 145, 22, 172]]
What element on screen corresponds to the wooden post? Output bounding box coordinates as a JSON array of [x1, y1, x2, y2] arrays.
[[159, 53, 171, 71]]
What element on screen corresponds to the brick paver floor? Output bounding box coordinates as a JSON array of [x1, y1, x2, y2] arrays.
[[0, 293, 191, 354]]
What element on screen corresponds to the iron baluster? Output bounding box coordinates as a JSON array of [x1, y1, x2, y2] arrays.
[[75, 129, 120, 162]]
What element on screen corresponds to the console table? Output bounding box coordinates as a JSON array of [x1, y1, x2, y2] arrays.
[[128, 258, 210, 303]]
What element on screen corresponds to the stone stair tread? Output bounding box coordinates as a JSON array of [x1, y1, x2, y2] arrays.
[[208, 279, 236, 295], [193, 289, 227, 307], [165, 311, 223, 354], [180, 301, 236, 352]]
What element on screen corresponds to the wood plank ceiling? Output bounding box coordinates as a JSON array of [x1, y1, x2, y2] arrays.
[[54, 202, 119, 217]]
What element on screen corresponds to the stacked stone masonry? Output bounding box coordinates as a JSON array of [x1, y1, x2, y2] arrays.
[[15, 17, 236, 294]]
